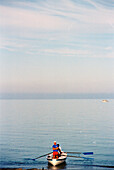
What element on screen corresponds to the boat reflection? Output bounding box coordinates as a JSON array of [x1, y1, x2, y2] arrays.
[[47, 162, 66, 169]]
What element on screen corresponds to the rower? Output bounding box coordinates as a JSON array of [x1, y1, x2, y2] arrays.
[[52, 141, 59, 159], [57, 144, 62, 156]]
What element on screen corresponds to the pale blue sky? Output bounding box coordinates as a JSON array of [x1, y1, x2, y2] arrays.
[[0, 0, 114, 94]]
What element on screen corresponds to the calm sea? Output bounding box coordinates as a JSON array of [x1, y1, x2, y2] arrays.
[[0, 99, 114, 169]]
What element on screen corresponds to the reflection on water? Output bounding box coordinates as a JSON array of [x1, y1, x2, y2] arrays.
[[48, 162, 66, 170]]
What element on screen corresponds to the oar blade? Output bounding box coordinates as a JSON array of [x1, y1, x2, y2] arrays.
[[32, 159, 35, 161], [83, 152, 93, 155]]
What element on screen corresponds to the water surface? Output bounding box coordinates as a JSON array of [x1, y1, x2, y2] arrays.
[[0, 99, 114, 169]]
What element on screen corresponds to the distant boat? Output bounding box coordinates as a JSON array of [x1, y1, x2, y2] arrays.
[[102, 100, 109, 102]]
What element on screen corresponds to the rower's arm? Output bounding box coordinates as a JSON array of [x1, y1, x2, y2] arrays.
[[53, 147, 59, 150]]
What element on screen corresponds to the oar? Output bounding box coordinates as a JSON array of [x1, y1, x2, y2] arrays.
[[67, 155, 83, 158], [67, 155, 93, 160], [66, 152, 93, 155], [32, 152, 52, 161]]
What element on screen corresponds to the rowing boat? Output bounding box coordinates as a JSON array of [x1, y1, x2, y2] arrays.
[[47, 152, 67, 166]]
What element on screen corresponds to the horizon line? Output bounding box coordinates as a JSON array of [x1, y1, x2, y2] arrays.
[[0, 93, 114, 99]]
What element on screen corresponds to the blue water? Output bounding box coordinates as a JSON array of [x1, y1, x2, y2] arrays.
[[0, 99, 114, 169]]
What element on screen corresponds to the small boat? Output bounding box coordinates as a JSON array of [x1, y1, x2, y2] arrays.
[[47, 152, 67, 166], [102, 99, 109, 102]]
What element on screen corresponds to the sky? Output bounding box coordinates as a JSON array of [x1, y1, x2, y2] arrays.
[[0, 0, 114, 95]]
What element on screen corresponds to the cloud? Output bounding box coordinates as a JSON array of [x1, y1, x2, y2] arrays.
[[1, 36, 114, 59], [0, 6, 65, 31], [105, 46, 113, 50], [0, 0, 114, 33], [25, 47, 114, 58], [0, 0, 114, 59], [0, 37, 29, 52], [43, 48, 90, 57]]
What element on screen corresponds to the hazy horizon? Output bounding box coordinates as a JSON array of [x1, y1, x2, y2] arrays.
[[0, 92, 114, 99]]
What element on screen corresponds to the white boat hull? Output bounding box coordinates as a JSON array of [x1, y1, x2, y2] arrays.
[[47, 152, 67, 166]]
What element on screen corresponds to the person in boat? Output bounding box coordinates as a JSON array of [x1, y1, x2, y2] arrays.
[[57, 144, 62, 156], [52, 141, 59, 158]]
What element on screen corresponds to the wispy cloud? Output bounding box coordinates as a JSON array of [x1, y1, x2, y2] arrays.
[[0, 0, 114, 33], [0, 36, 114, 58], [105, 46, 113, 50], [0, 0, 114, 58], [0, 6, 65, 31]]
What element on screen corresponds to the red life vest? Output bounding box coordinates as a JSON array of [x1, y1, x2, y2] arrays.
[[52, 144, 59, 152]]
